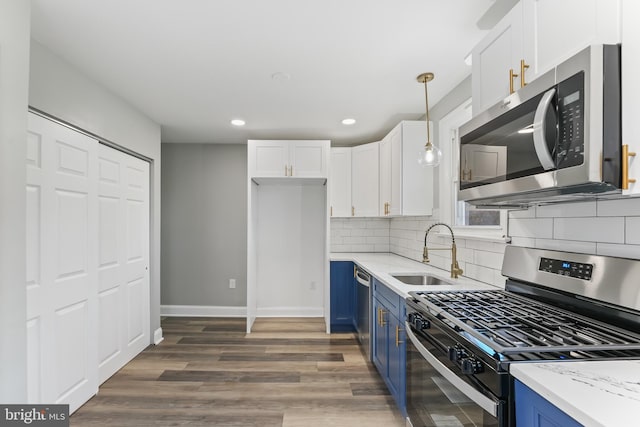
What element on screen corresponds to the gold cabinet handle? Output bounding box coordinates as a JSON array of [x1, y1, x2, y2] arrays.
[[285, 165, 288, 176], [353, 264, 357, 278], [289, 165, 293, 176], [330, 206, 333, 217], [351, 206, 355, 217], [509, 68, 519, 94], [623, 144, 637, 190], [380, 309, 387, 327], [377, 308, 381, 326], [520, 59, 530, 88], [395, 325, 403, 347]]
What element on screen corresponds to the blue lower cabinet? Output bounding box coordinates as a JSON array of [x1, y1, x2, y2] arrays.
[[329, 261, 356, 332], [515, 380, 582, 427], [372, 279, 406, 417]]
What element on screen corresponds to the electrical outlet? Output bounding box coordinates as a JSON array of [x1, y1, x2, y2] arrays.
[[229, 279, 236, 289]]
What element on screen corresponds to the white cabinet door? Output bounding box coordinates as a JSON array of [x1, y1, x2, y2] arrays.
[[622, 0, 640, 194], [26, 113, 99, 412], [472, 1, 524, 114], [248, 140, 328, 178], [389, 126, 403, 216], [248, 140, 289, 177], [97, 145, 150, 384], [329, 147, 352, 217], [379, 135, 392, 216], [290, 141, 328, 177], [378, 121, 433, 217], [351, 142, 380, 217], [523, 0, 621, 81]]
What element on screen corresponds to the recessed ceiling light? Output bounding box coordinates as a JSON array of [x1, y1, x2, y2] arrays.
[[231, 119, 246, 127], [342, 118, 356, 125], [271, 72, 291, 81]]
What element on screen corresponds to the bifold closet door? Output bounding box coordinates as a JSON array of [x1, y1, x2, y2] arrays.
[[26, 113, 99, 412], [26, 112, 151, 412], [97, 144, 150, 384]]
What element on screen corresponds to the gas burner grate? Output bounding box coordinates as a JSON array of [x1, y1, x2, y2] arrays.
[[413, 290, 640, 356]]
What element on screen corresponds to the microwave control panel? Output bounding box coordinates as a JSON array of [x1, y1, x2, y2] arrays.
[[556, 72, 585, 169], [539, 257, 593, 281]]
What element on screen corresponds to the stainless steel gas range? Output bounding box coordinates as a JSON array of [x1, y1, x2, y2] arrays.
[[405, 246, 640, 427]]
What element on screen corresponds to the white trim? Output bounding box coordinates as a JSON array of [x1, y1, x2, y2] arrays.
[[153, 327, 164, 345], [255, 307, 324, 317], [160, 305, 247, 317]]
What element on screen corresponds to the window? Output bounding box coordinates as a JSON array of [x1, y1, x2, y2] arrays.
[[438, 100, 507, 238]]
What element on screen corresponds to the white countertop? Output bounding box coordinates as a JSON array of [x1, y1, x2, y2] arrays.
[[330, 252, 497, 297], [510, 361, 640, 427]]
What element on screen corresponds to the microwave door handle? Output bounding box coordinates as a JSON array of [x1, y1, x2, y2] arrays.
[[532, 88, 556, 171]]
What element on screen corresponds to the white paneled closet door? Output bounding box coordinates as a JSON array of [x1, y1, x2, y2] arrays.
[[97, 144, 150, 383], [26, 113, 99, 412], [26, 113, 151, 412]]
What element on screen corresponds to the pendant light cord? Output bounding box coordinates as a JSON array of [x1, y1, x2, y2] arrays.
[[423, 79, 431, 145]]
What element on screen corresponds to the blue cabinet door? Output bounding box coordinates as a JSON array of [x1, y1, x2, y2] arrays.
[[329, 261, 355, 332], [515, 380, 582, 427], [388, 304, 406, 415], [373, 296, 388, 374]]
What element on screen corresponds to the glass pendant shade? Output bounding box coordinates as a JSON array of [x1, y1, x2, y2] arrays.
[[417, 142, 442, 167], [416, 72, 441, 167]]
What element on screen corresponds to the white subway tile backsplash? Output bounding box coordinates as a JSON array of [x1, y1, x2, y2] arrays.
[[464, 239, 506, 254], [508, 207, 536, 218], [473, 250, 504, 270], [553, 217, 624, 243], [536, 201, 596, 218], [509, 237, 536, 247], [464, 263, 495, 285], [626, 217, 640, 245], [534, 238, 597, 254], [344, 236, 366, 244], [492, 271, 507, 289], [596, 243, 640, 259], [597, 197, 640, 217], [508, 218, 553, 238]]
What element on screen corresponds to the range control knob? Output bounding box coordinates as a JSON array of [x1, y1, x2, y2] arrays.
[[448, 346, 466, 363], [407, 313, 416, 323], [415, 318, 431, 330], [461, 358, 484, 375]]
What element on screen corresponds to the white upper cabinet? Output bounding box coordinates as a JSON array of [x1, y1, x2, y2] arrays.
[[329, 147, 352, 217], [351, 141, 380, 217], [472, 0, 621, 115], [622, 0, 640, 194], [472, 1, 525, 115], [379, 121, 433, 217], [248, 140, 329, 178]]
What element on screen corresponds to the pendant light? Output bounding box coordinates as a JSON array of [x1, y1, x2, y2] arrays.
[[416, 72, 442, 167]]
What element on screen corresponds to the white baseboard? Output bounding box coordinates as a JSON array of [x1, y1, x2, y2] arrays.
[[153, 327, 164, 345], [160, 305, 247, 317], [255, 307, 324, 317]]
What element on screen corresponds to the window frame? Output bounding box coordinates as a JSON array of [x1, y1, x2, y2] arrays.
[[437, 99, 509, 241]]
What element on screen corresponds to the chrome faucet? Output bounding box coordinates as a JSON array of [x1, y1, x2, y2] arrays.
[[422, 222, 463, 279]]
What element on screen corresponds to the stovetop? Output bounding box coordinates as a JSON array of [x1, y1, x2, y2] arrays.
[[409, 289, 640, 362]]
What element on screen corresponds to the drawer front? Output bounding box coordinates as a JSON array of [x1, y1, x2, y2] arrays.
[[373, 279, 402, 319]]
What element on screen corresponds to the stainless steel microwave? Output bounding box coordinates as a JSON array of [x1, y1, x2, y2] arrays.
[[458, 44, 621, 207]]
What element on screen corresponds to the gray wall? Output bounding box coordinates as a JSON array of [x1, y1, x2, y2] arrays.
[[0, 0, 30, 402], [161, 143, 247, 307], [28, 40, 163, 338]]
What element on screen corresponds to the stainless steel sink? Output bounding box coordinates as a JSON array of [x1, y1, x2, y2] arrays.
[[391, 274, 449, 286]]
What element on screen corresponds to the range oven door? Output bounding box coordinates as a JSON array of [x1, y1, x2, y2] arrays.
[[405, 323, 504, 427]]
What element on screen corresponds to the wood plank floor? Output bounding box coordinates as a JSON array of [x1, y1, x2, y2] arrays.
[[71, 317, 406, 426]]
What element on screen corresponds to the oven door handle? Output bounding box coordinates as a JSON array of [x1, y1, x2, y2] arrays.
[[355, 270, 370, 286], [405, 322, 498, 417], [532, 87, 556, 171]]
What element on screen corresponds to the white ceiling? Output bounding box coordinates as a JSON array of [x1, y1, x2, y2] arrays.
[[31, 0, 496, 145]]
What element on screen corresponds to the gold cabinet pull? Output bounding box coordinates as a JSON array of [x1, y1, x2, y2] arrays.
[[351, 206, 355, 217], [377, 308, 381, 326], [509, 69, 519, 94], [285, 165, 288, 176], [622, 144, 637, 190], [353, 264, 357, 278], [395, 325, 403, 347], [380, 309, 387, 327], [520, 59, 530, 88], [330, 206, 333, 217], [289, 165, 293, 176]]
